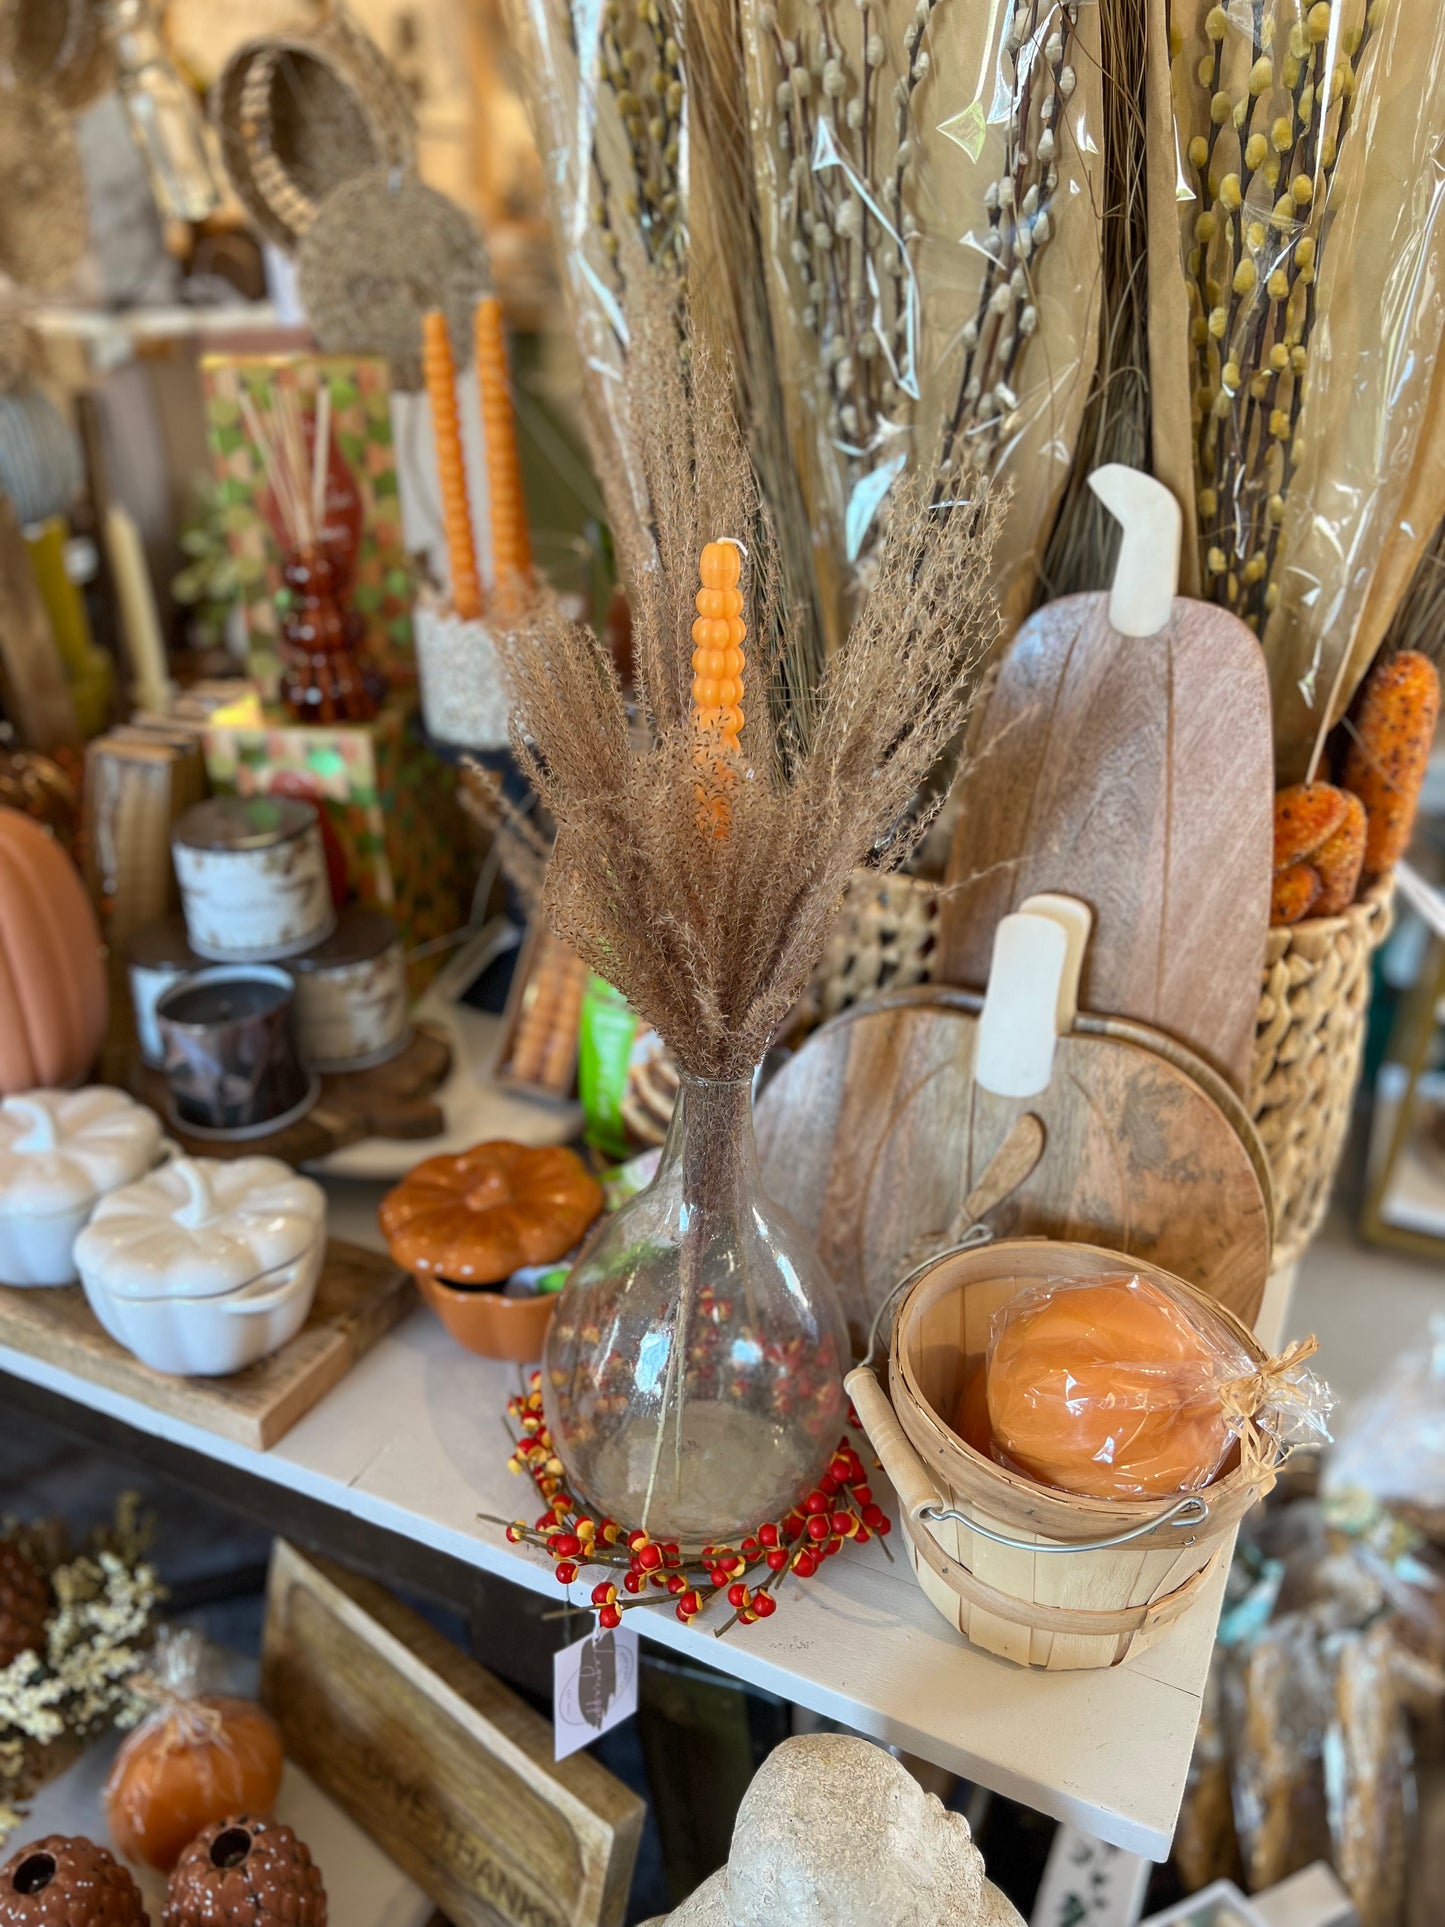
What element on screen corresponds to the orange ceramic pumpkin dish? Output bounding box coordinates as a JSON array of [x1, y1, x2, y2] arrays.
[[380, 1141, 604, 1284], [105, 1693, 284, 1872]]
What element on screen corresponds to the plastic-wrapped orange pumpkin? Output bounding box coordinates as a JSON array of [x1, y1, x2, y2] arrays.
[[380, 1140, 604, 1284], [0, 809, 106, 1094], [985, 1273, 1234, 1501], [103, 1633, 283, 1872]]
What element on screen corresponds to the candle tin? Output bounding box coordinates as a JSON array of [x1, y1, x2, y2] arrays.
[[127, 914, 204, 1067], [156, 964, 317, 1137], [172, 795, 335, 963], [289, 908, 411, 1072]]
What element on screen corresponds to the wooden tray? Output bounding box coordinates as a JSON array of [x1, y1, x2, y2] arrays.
[[0, 1239, 413, 1449], [756, 991, 1271, 1348], [133, 1022, 452, 1166]]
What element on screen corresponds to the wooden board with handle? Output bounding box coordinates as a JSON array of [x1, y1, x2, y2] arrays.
[[262, 1542, 644, 1927], [0, 1239, 413, 1449], [938, 590, 1272, 1095], [756, 994, 1270, 1350]]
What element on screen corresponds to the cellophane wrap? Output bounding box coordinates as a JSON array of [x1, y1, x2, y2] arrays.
[[985, 1271, 1332, 1501], [740, 0, 1102, 631], [1164, 0, 1445, 778], [502, 0, 1102, 655]]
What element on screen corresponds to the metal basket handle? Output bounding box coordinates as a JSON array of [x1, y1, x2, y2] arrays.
[[919, 1491, 1210, 1553]]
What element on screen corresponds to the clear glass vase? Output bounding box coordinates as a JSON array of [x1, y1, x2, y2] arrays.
[[543, 1072, 847, 1549]]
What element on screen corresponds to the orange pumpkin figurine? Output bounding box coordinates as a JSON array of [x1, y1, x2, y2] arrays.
[[104, 1630, 283, 1873], [379, 1141, 603, 1285], [0, 809, 107, 1094]]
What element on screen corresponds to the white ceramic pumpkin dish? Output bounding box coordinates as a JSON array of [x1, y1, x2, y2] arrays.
[[74, 1155, 327, 1376], [0, 1089, 164, 1286]]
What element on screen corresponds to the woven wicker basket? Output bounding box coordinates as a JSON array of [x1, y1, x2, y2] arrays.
[[215, 14, 415, 252], [790, 871, 938, 1038], [1250, 876, 1394, 1266]]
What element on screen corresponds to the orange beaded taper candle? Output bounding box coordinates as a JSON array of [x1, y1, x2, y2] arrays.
[[474, 295, 532, 606], [421, 308, 481, 621], [692, 540, 745, 836]]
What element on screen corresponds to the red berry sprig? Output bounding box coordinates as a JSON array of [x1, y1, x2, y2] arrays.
[[483, 1373, 891, 1636]]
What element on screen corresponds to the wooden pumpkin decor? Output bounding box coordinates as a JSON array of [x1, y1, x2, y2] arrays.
[[379, 1141, 603, 1284], [0, 810, 107, 1095]]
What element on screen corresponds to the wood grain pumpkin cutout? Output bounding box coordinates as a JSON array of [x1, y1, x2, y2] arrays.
[[755, 990, 1271, 1350], [937, 590, 1273, 1095], [0, 809, 106, 1094]]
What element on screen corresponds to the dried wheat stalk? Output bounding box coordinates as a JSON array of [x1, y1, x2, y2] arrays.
[[492, 279, 1004, 1081]]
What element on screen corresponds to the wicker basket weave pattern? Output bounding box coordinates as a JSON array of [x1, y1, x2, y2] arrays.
[[791, 871, 938, 1038], [1249, 877, 1393, 1266]]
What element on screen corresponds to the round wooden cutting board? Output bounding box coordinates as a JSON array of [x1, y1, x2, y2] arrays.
[[756, 992, 1271, 1353]]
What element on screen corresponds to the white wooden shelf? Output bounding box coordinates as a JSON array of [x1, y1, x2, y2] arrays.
[[0, 1176, 1289, 1863]]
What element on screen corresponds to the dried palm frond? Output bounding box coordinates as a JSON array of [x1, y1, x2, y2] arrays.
[[493, 278, 1003, 1081], [1038, 0, 1150, 599]]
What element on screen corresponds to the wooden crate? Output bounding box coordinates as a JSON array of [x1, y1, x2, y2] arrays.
[[262, 1543, 644, 1927]]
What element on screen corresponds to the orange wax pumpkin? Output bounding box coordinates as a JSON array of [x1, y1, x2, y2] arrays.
[[986, 1273, 1232, 1501], [104, 1693, 283, 1872], [0, 808, 107, 1094], [380, 1140, 604, 1284]]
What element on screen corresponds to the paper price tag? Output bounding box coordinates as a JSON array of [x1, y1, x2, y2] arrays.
[[554, 1623, 639, 1761]]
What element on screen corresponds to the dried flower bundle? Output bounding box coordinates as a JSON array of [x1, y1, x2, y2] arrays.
[[493, 281, 1003, 1081], [740, 0, 1101, 627], [1175, 0, 1374, 634], [1038, 0, 1151, 599], [1168, 0, 1445, 776], [0, 1498, 160, 1844], [503, 0, 829, 699]]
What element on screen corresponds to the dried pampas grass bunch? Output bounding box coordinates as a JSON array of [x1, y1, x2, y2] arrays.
[[494, 280, 1003, 1081]]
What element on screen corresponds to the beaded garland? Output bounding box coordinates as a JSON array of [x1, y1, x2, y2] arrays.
[[492, 1373, 891, 1635]]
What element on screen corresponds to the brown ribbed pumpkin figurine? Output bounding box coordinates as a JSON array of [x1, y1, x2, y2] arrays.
[[0, 1537, 49, 1668], [163, 1817, 325, 1927], [0, 1835, 148, 1926]]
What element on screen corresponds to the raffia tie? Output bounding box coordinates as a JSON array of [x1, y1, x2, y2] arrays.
[[1218, 1334, 1321, 1494], [127, 1669, 227, 1752]]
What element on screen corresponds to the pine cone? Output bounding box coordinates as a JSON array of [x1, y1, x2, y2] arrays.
[[0, 1540, 48, 1669], [0, 1835, 149, 1926], [163, 1817, 325, 1927]]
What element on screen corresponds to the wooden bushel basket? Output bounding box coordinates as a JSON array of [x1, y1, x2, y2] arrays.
[[847, 1240, 1283, 1672]]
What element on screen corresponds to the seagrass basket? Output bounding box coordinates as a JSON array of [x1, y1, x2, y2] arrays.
[[215, 13, 415, 252], [847, 1240, 1283, 1671], [1250, 875, 1394, 1267], [789, 870, 938, 1039]]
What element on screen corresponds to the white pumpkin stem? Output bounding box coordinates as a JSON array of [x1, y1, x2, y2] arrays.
[[5, 1095, 58, 1152], [172, 1158, 218, 1228]]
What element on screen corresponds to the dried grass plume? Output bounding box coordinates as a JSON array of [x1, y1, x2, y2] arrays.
[[494, 283, 1003, 1080]]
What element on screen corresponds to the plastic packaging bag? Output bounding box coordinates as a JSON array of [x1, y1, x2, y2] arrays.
[[103, 1626, 283, 1872], [1324, 1315, 1445, 1543], [982, 1270, 1332, 1501]]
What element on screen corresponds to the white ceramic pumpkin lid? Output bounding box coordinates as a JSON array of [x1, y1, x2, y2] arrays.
[[0, 1090, 163, 1219], [73, 1155, 326, 1300]]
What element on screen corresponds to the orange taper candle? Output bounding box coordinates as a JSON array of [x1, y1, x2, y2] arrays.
[[474, 295, 532, 603], [692, 540, 745, 837], [421, 309, 481, 621]]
